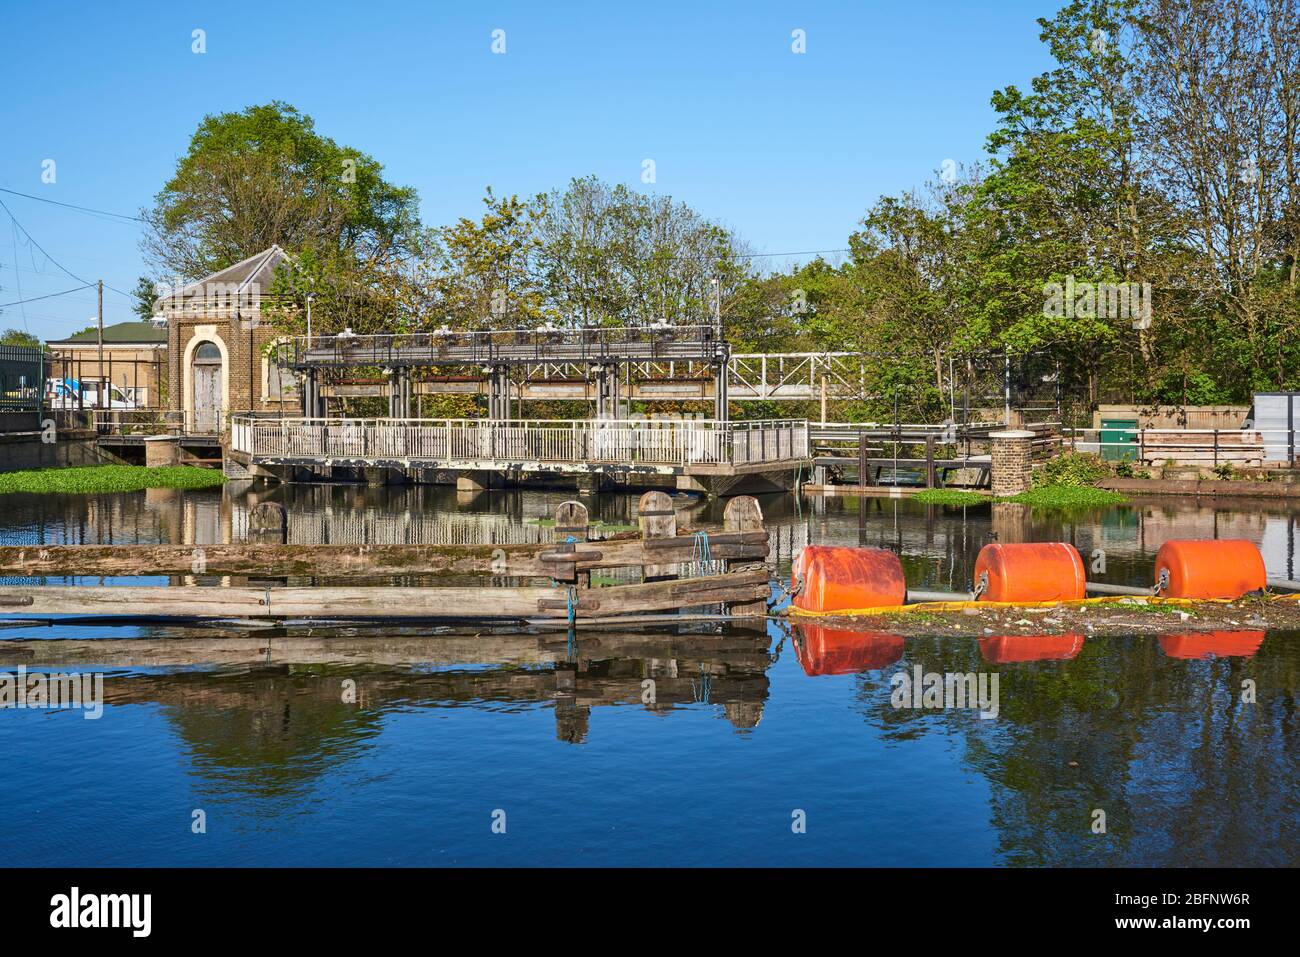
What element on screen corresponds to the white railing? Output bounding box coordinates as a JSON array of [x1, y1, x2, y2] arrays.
[[230, 417, 810, 468], [728, 353, 865, 400]]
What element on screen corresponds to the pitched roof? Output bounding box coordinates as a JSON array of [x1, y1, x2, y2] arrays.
[[154, 245, 298, 312], [47, 321, 169, 346]]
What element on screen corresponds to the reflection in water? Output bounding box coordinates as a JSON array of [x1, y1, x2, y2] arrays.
[[848, 629, 1299, 866], [979, 634, 1086, 664], [3, 485, 1300, 865], [791, 623, 905, 676], [3, 627, 773, 789], [13, 483, 1300, 593], [1158, 630, 1266, 659]]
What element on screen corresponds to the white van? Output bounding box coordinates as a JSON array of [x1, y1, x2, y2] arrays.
[[45, 378, 140, 410]]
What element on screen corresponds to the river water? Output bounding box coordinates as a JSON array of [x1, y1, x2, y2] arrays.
[[0, 485, 1296, 866]]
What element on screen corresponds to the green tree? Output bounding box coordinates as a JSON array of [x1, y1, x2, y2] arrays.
[[142, 101, 422, 281], [0, 328, 42, 349]]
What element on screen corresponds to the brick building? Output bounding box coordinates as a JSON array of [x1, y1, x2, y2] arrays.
[[157, 245, 300, 433], [45, 321, 168, 407]]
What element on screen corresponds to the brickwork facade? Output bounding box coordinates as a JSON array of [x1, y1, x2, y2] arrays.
[[158, 246, 301, 433], [989, 430, 1034, 496]]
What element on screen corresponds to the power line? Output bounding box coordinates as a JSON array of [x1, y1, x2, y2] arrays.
[[0, 196, 94, 286], [740, 248, 851, 260], [0, 284, 94, 309], [0, 187, 143, 224], [0, 197, 135, 303]]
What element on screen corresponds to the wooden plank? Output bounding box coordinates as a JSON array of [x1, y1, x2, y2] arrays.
[[0, 534, 768, 578], [0, 631, 773, 668], [724, 495, 768, 621], [0, 569, 770, 621]]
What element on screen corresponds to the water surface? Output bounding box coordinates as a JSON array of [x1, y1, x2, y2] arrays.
[[1, 484, 1296, 865]]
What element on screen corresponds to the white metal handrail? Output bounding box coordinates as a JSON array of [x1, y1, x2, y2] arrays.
[[230, 416, 810, 467]]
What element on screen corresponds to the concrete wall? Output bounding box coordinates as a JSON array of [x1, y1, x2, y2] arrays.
[[0, 432, 129, 472]]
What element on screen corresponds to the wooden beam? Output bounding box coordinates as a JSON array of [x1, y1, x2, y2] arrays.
[[0, 568, 770, 621], [0, 533, 768, 578]]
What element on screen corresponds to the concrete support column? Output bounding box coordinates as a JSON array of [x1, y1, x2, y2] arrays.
[[457, 470, 492, 492], [595, 363, 620, 419], [143, 436, 180, 467], [388, 368, 411, 419], [676, 474, 709, 495], [989, 429, 1034, 496], [488, 366, 510, 421], [714, 360, 729, 421]]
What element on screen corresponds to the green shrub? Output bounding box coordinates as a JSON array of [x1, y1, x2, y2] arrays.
[[1034, 451, 1112, 488]]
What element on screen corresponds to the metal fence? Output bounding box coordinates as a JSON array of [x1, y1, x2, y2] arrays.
[[0, 344, 43, 412], [1066, 427, 1299, 467], [231, 416, 810, 468], [277, 324, 728, 369]]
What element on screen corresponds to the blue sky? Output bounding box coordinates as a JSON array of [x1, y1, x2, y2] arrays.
[[0, 0, 1056, 339]]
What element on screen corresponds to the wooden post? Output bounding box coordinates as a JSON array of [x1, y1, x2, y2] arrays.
[[96, 279, 103, 410], [858, 432, 871, 488], [248, 502, 287, 544], [555, 500, 589, 587], [925, 434, 936, 488], [555, 500, 589, 542], [723, 495, 767, 624], [638, 490, 676, 582]]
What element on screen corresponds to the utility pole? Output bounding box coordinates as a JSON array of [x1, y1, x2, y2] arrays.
[[96, 279, 104, 410]]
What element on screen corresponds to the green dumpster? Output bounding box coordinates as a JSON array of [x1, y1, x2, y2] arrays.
[[1100, 418, 1138, 462]]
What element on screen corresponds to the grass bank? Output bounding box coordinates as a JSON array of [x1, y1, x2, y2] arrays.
[[0, 465, 225, 495]]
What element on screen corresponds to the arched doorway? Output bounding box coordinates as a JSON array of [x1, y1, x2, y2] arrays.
[[191, 341, 223, 433]]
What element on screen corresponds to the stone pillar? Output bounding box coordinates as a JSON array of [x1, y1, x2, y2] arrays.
[[989, 429, 1034, 496], [143, 436, 180, 467]]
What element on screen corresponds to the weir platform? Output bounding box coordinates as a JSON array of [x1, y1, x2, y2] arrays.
[[227, 416, 811, 496]]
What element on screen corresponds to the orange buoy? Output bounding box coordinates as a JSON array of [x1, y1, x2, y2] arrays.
[[792, 623, 906, 675], [791, 546, 906, 614], [978, 634, 1085, 664], [1158, 630, 1265, 660], [1153, 539, 1266, 599], [973, 542, 1086, 603]]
